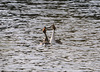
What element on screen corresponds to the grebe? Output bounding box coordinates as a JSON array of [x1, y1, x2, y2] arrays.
[[50, 24, 62, 44], [40, 26, 50, 45]]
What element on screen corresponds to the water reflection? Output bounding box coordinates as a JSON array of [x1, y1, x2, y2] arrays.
[[0, 0, 100, 72]]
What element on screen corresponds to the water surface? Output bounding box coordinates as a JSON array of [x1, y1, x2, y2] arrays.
[[0, 0, 100, 72]]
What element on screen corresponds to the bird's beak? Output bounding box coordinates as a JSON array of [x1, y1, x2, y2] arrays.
[[46, 26, 52, 30]]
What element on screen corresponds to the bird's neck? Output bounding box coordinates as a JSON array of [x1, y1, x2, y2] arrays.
[[50, 30, 55, 43], [44, 33, 49, 42]]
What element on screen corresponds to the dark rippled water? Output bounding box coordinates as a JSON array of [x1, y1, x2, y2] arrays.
[[0, 0, 100, 72]]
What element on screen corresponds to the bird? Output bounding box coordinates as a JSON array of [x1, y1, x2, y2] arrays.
[[50, 24, 62, 44], [40, 26, 50, 45]]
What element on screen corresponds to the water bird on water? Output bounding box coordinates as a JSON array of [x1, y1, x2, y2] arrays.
[[40, 26, 50, 45], [49, 24, 62, 44]]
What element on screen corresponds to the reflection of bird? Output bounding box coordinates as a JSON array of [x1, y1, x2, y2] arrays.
[[50, 24, 62, 44], [40, 26, 50, 45]]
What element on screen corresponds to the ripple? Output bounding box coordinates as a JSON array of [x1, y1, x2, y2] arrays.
[[0, 0, 100, 72]]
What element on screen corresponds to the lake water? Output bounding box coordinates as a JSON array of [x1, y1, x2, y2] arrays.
[[0, 0, 100, 72]]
